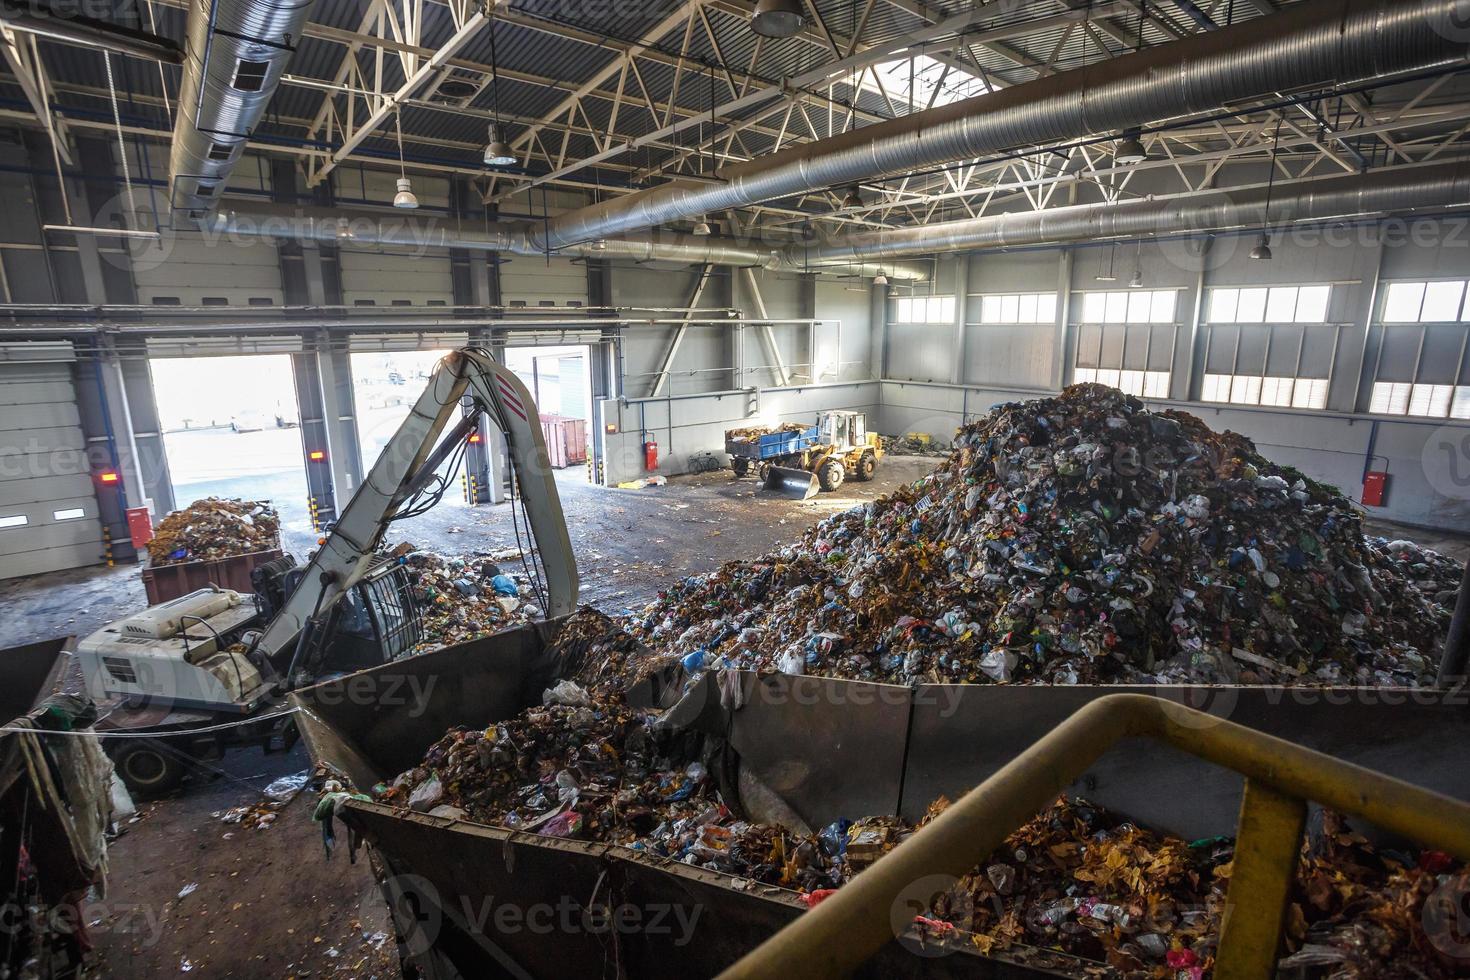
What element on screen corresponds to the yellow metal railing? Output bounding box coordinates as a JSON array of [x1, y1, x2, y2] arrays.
[[718, 693, 1470, 980]]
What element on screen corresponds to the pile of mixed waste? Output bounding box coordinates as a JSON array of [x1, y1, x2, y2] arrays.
[[633, 385, 1462, 687], [398, 549, 542, 652], [725, 422, 810, 443], [146, 498, 281, 565], [881, 431, 949, 456], [371, 612, 1468, 976]]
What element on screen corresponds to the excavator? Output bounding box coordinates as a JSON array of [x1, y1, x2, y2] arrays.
[[74, 349, 579, 793]]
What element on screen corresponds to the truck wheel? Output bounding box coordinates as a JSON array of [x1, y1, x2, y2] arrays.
[[732, 457, 749, 478], [854, 452, 877, 482], [112, 741, 186, 797], [756, 462, 771, 484], [817, 458, 845, 492]]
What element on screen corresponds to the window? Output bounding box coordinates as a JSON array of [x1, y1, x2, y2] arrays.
[[1371, 381, 1470, 419], [1073, 367, 1170, 397], [1382, 280, 1470, 322], [0, 515, 27, 529], [247, 297, 274, 306], [1208, 285, 1332, 324], [1371, 284, 1470, 416], [201, 296, 229, 306], [354, 299, 377, 307], [892, 295, 957, 324], [391, 299, 413, 307], [976, 292, 1057, 324], [152, 296, 181, 306], [53, 508, 85, 521], [860, 54, 988, 109], [1078, 289, 1177, 324], [1073, 289, 1178, 397], [1201, 374, 1330, 409]]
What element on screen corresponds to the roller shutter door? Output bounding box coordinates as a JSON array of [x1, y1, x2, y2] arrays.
[[0, 358, 103, 578]]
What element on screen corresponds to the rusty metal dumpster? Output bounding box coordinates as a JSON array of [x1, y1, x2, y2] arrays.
[[292, 620, 1470, 977], [291, 623, 1080, 978]]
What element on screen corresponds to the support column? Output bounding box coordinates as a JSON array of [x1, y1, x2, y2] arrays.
[[1182, 238, 1214, 402], [953, 254, 972, 385], [1344, 238, 1387, 414], [1056, 248, 1076, 392]]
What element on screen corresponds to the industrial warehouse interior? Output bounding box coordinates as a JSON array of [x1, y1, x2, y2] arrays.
[[4, 0, 1470, 976]]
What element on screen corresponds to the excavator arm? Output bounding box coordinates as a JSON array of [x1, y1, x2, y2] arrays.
[[254, 348, 578, 681]]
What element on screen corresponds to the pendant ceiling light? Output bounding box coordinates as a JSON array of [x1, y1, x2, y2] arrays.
[[1115, 129, 1148, 165], [1128, 240, 1144, 288], [873, 271, 888, 286], [750, 0, 806, 38], [392, 111, 418, 209], [692, 217, 712, 236], [1253, 118, 1283, 260], [483, 15, 515, 168], [840, 184, 863, 209]]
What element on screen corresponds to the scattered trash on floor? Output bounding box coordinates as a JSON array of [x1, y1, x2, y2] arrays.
[[263, 771, 311, 803], [178, 882, 198, 899], [617, 475, 669, 490]]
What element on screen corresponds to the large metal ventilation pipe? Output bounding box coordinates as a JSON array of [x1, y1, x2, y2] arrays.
[[169, 0, 315, 218], [534, 0, 1470, 251], [196, 206, 936, 281], [788, 162, 1470, 266]]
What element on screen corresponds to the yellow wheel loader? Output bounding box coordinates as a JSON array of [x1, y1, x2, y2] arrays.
[[725, 410, 883, 499]]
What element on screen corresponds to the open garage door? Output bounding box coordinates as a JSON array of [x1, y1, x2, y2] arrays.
[[503, 345, 592, 481], [0, 351, 104, 579], [150, 355, 312, 537]]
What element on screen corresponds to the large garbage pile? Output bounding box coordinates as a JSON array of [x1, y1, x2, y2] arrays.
[[372, 611, 1468, 976], [146, 498, 281, 565], [634, 385, 1461, 687]]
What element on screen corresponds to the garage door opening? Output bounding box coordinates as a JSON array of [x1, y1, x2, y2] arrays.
[[351, 349, 456, 487], [150, 355, 311, 534], [503, 345, 592, 483]]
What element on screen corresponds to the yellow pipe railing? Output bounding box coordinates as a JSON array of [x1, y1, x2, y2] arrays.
[[717, 692, 1470, 980]]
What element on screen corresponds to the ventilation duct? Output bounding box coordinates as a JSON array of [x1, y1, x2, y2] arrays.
[[195, 205, 935, 281], [532, 0, 1470, 250], [788, 162, 1470, 266], [169, 0, 315, 218]]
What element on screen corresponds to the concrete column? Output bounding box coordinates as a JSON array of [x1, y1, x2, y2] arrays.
[[953, 254, 972, 385], [1050, 249, 1073, 391], [1342, 238, 1387, 415], [1182, 238, 1214, 402]]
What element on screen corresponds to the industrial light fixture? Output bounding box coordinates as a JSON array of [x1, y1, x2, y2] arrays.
[[873, 271, 889, 286], [750, 0, 806, 38], [692, 216, 712, 236], [393, 178, 418, 209], [392, 111, 418, 209], [335, 218, 352, 240], [1252, 118, 1283, 261], [841, 184, 864, 209], [483, 16, 515, 167], [1129, 268, 1145, 288], [1115, 129, 1148, 165], [1128, 240, 1144, 287], [591, 238, 607, 251], [483, 122, 515, 167]]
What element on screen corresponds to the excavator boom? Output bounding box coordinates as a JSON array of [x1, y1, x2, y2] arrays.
[[255, 348, 578, 677]]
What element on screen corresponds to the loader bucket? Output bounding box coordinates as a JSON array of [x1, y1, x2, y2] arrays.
[[764, 465, 819, 499]]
